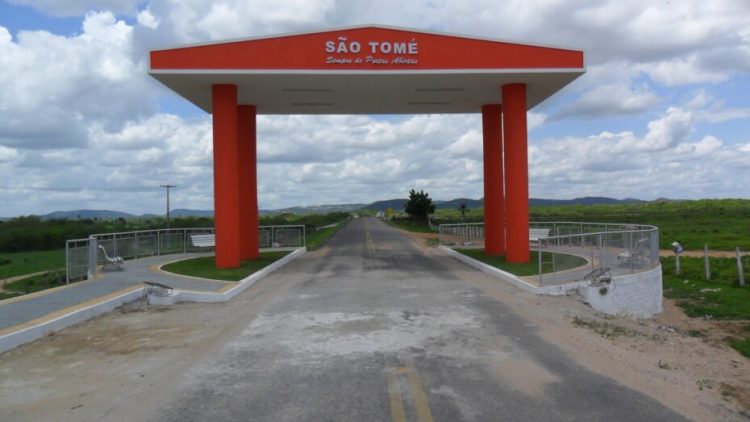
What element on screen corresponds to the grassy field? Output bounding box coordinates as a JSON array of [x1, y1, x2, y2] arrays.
[[661, 255, 750, 357], [0, 270, 69, 300], [531, 199, 750, 251], [0, 249, 65, 279], [388, 219, 436, 233], [430, 199, 750, 251], [161, 251, 290, 281], [454, 249, 587, 276], [306, 220, 349, 249]]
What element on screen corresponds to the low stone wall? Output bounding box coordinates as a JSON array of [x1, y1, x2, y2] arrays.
[[578, 264, 663, 318]]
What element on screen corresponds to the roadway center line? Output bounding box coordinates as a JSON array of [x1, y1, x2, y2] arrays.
[[364, 220, 376, 256], [385, 366, 434, 422], [386, 369, 407, 422]]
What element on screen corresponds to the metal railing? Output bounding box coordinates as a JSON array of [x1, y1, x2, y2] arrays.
[[259, 225, 306, 248], [65, 225, 305, 283], [439, 222, 485, 246], [439, 221, 659, 286], [65, 237, 94, 282]]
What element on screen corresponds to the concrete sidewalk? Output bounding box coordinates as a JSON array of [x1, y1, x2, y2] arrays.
[[0, 253, 232, 333]]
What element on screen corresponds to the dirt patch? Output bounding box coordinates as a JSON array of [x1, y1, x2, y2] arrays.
[[490, 356, 561, 397], [660, 249, 750, 258]]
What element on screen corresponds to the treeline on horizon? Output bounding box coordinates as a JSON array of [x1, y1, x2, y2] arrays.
[[0, 212, 350, 253], [1, 199, 748, 253]]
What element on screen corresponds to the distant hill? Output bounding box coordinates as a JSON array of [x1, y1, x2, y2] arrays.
[[362, 198, 409, 212], [434, 198, 484, 209], [529, 197, 645, 206], [170, 209, 214, 218], [20, 196, 650, 220], [264, 203, 366, 215], [41, 209, 138, 220]]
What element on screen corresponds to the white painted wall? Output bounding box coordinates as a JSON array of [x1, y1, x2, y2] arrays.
[[578, 265, 663, 318]]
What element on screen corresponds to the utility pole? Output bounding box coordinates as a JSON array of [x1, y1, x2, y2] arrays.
[[160, 184, 176, 228]]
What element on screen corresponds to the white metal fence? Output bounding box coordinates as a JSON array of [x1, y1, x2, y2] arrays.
[[65, 225, 305, 283], [438, 222, 485, 246], [439, 221, 659, 286]]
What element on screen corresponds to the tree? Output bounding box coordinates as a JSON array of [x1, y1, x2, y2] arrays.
[[458, 203, 468, 221], [404, 189, 435, 221]]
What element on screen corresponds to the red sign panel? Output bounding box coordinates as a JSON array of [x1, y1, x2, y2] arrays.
[[150, 26, 584, 71]]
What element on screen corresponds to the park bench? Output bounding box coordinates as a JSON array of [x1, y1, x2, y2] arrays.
[[190, 234, 215, 249], [529, 228, 551, 242], [98, 245, 124, 271], [143, 281, 173, 297], [617, 237, 648, 267]]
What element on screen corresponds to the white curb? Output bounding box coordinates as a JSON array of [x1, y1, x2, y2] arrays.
[[148, 247, 307, 305], [439, 245, 583, 296], [0, 287, 146, 354], [1, 248, 306, 353]]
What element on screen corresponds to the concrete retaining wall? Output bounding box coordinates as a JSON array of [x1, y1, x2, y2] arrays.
[[578, 264, 663, 318], [0, 288, 145, 354], [1, 248, 306, 353], [441, 245, 663, 318]]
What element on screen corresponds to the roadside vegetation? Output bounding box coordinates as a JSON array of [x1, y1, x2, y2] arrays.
[[161, 251, 290, 281], [306, 219, 349, 250], [0, 270, 68, 300], [390, 198, 750, 251], [388, 218, 435, 233], [661, 256, 750, 357], [0, 212, 350, 298], [454, 249, 587, 276], [0, 249, 66, 279]]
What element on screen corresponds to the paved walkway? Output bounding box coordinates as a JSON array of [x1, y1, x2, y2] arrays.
[[0, 253, 230, 332]]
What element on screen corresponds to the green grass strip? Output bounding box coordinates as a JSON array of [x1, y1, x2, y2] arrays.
[[0, 249, 65, 279], [306, 220, 349, 250], [454, 249, 587, 276], [161, 251, 290, 281], [387, 219, 436, 233], [0, 270, 69, 300]]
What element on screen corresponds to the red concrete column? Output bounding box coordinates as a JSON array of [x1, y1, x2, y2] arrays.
[[238, 105, 259, 260], [502, 84, 530, 263], [212, 84, 241, 268], [481, 104, 505, 255]]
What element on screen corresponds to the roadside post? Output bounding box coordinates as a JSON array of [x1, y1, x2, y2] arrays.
[[704, 244, 710, 281], [672, 241, 683, 275], [738, 247, 745, 287]]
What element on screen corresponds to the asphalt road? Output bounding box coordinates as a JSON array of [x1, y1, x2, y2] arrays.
[[157, 217, 685, 422]]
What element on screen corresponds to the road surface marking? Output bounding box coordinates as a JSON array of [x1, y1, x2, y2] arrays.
[[364, 221, 376, 255], [387, 369, 407, 422], [385, 366, 434, 422], [408, 369, 434, 422]]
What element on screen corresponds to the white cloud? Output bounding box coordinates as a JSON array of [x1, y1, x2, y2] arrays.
[[553, 82, 660, 120], [8, 0, 140, 16], [0, 13, 153, 150], [2, 1, 750, 216], [645, 55, 730, 86], [0, 146, 19, 162], [529, 102, 749, 199]]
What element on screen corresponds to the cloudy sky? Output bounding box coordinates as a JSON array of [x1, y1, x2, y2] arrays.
[[0, 0, 749, 216]]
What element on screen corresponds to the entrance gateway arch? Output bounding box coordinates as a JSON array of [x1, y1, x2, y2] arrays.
[[149, 25, 585, 269]]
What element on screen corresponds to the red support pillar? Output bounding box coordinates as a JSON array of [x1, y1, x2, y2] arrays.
[[238, 105, 259, 260], [502, 83, 530, 263], [212, 84, 241, 268], [481, 104, 505, 255]]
